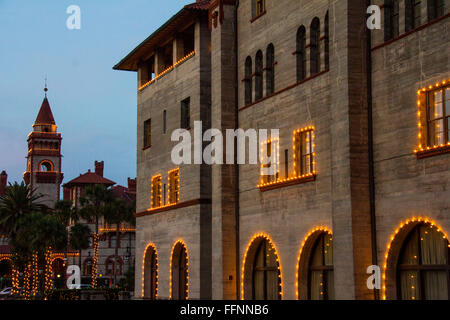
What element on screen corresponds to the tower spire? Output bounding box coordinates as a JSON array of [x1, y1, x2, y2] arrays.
[[44, 76, 48, 97]]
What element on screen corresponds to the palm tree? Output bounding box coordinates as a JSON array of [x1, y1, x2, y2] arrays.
[[69, 223, 91, 276], [79, 184, 113, 288], [104, 198, 135, 286], [0, 182, 43, 297]]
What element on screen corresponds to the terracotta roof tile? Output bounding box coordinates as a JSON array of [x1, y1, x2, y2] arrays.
[[35, 97, 56, 125], [63, 171, 116, 188], [185, 0, 210, 10]]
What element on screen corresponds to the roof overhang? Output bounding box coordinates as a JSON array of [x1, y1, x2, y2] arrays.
[[113, 3, 209, 72]]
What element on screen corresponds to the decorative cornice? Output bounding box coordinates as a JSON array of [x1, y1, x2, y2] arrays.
[[135, 198, 211, 217]]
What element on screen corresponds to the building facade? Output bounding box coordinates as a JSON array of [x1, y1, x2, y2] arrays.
[[115, 0, 449, 300]]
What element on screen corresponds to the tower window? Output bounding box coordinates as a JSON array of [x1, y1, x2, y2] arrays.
[[144, 119, 151, 149], [39, 160, 54, 172], [181, 98, 190, 129]]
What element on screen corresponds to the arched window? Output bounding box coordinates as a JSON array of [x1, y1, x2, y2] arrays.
[[385, 0, 400, 40], [83, 258, 93, 276], [296, 26, 306, 81], [245, 56, 253, 105], [39, 160, 53, 172], [255, 50, 263, 101], [171, 241, 188, 300], [143, 245, 158, 300], [324, 11, 330, 70], [310, 18, 320, 75], [397, 224, 449, 300], [266, 44, 275, 96], [105, 256, 123, 276], [405, 0, 422, 32], [308, 233, 334, 300], [427, 0, 445, 21], [242, 235, 281, 300]]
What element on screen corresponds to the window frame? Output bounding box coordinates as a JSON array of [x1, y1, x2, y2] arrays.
[[151, 175, 162, 208], [180, 98, 191, 130], [425, 84, 449, 147], [143, 119, 152, 149], [307, 233, 334, 300], [294, 129, 315, 177], [168, 169, 180, 205]]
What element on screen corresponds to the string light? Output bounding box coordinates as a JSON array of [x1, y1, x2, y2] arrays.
[[99, 227, 136, 233], [382, 217, 449, 300], [241, 233, 283, 300], [141, 243, 158, 299], [295, 226, 332, 300], [44, 247, 53, 294], [414, 79, 450, 155], [168, 168, 180, 205], [139, 51, 196, 91], [169, 239, 189, 300], [92, 233, 99, 288], [151, 174, 162, 208]]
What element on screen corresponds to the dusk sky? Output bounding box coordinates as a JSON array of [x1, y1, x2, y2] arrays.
[[0, 0, 192, 187]]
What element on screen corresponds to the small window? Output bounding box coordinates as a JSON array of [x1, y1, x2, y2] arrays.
[[266, 44, 275, 96], [83, 258, 93, 276], [39, 160, 53, 172], [151, 175, 162, 208], [296, 26, 306, 81], [168, 169, 180, 205], [144, 119, 151, 149], [254, 0, 266, 16], [255, 50, 263, 101], [385, 0, 400, 40], [425, 85, 449, 147], [324, 11, 330, 70], [310, 18, 320, 75], [427, 0, 446, 21], [245, 56, 253, 105], [105, 256, 122, 276], [406, 0, 422, 31], [181, 98, 190, 129], [163, 110, 167, 134], [308, 233, 334, 300], [294, 129, 315, 176], [109, 234, 120, 248], [260, 139, 279, 184]]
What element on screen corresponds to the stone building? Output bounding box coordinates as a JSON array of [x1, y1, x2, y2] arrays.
[[114, 0, 449, 300]]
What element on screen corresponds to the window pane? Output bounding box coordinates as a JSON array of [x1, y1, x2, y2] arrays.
[[326, 270, 335, 300], [324, 233, 333, 266], [428, 119, 445, 146], [446, 88, 450, 116], [423, 271, 448, 300], [420, 225, 447, 265], [311, 237, 323, 267], [310, 271, 324, 300], [400, 230, 419, 265], [400, 271, 421, 300]]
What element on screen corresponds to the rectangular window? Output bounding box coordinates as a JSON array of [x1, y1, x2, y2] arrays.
[[168, 169, 180, 205], [256, 0, 265, 15], [260, 139, 279, 184], [294, 129, 315, 177], [151, 175, 162, 208], [426, 85, 449, 147], [144, 119, 151, 149], [181, 98, 190, 129], [413, 0, 422, 28], [163, 110, 167, 134]]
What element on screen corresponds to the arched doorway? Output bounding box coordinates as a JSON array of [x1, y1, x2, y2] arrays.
[[296, 227, 333, 300], [384, 218, 450, 300], [0, 258, 12, 289], [242, 234, 282, 300], [52, 258, 66, 289], [142, 243, 158, 299], [170, 240, 188, 300]]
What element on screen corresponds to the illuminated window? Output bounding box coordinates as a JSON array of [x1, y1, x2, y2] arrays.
[[171, 242, 188, 300], [39, 160, 53, 172], [143, 245, 158, 300], [151, 175, 162, 208], [255, 0, 265, 16], [105, 256, 122, 276], [144, 119, 151, 149], [294, 129, 315, 176], [425, 85, 449, 147], [168, 169, 180, 205], [397, 224, 449, 300], [261, 139, 279, 184], [308, 233, 334, 300]]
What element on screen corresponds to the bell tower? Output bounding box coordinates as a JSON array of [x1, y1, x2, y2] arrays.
[[24, 85, 64, 207]]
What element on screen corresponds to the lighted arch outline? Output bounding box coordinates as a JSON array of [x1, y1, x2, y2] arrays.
[[169, 239, 189, 300], [295, 226, 332, 300], [38, 159, 54, 172], [240, 232, 283, 300], [382, 216, 449, 300], [141, 242, 159, 298]]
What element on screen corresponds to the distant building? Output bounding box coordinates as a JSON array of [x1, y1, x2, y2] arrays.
[[63, 161, 136, 287]]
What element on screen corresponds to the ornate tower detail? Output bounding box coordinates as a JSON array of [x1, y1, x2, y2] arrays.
[[24, 86, 63, 207]]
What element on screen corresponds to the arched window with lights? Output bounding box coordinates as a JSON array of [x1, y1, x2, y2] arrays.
[[310, 18, 320, 75], [255, 50, 263, 101], [397, 223, 449, 300], [245, 56, 253, 105], [266, 44, 275, 96], [296, 26, 306, 81], [171, 242, 188, 300], [308, 233, 334, 300], [143, 245, 158, 300]]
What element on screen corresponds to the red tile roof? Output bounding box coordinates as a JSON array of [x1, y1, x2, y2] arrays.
[[185, 0, 210, 10], [35, 97, 56, 125], [111, 185, 136, 203], [63, 170, 116, 188]]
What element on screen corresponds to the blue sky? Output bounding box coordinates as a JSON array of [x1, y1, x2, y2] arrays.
[[0, 0, 192, 187]]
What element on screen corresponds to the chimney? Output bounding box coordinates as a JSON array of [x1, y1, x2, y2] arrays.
[[95, 161, 104, 177], [127, 178, 136, 192], [0, 171, 7, 194]]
